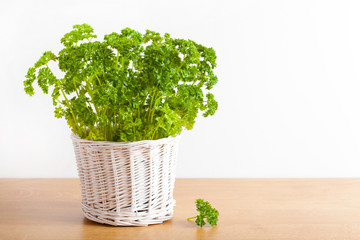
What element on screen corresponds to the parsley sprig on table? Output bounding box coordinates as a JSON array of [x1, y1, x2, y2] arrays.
[[24, 24, 218, 142], [187, 199, 219, 227]]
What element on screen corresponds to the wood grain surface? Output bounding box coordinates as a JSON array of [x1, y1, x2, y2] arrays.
[[1, 178, 360, 240]]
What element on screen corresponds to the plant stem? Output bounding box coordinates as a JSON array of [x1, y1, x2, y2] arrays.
[[94, 74, 102, 85], [85, 82, 100, 115], [174, 60, 185, 74], [150, 93, 175, 122], [56, 79, 82, 133], [148, 85, 159, 121], [151, 122, 161, 140], [187, 216, 196, 221]]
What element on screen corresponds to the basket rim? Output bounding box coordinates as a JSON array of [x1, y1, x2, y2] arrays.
[[71, 132, 181, 146]]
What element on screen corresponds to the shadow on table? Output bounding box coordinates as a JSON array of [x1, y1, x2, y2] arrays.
[[81, 217, 219, 239]]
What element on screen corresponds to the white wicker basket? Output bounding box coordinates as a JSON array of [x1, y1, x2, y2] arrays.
[[71, 133, 181, 226]]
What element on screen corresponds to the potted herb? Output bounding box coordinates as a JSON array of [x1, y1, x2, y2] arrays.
[[24, 24, 218, 226]]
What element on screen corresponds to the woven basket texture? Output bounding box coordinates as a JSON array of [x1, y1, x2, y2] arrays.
[[71, 134, 181, 226]]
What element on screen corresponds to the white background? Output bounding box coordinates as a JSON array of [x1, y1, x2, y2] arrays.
[[1, 0, 360, 178]]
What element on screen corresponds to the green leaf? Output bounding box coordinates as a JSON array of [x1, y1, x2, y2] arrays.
[[34, 51, 57, 68], [195, 215, 206, 227], [60, 23, 97, 47], [24, 67, 36, 96]]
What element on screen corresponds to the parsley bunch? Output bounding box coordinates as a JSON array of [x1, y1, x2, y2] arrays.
[[187, 198, 219, 227], [24, 24, 218, 142]]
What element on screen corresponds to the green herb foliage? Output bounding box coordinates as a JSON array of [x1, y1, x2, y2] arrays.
[[24, 24, 218, 142], [187, 198, 219, 227]]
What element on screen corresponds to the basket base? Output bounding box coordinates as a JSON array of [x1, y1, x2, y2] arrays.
[[81, 202, 175, 226]]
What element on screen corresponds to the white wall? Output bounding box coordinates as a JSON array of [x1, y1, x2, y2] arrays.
[[1, 0, 360, 178]]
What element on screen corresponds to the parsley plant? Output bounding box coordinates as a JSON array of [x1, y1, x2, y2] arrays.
[[24, 24, 218, 142]]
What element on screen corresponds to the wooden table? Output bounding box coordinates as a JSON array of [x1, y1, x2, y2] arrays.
[[1, 179, 360, 240]]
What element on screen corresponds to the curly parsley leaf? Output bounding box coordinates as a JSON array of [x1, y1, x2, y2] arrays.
[[188, 198, 219, 227]]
